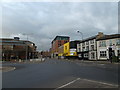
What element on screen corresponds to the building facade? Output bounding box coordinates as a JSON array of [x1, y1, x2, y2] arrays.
[[58, 45, 64, 58], [58, 41, 80, 59], [64, 41, 80, 59], [97, 34, 120, 60], [51, 36, 70, 58], [1, 37, 37, 61], [77, 32, 104, 60]]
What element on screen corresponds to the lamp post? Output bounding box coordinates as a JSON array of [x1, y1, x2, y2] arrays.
[[77, 31, 83, 61], [77, 30, 83, 51], [77, 31, 83, 41], [22, 33, 31, 61]]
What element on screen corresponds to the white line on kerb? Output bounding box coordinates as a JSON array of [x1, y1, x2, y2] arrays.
[[54, 78, 80, 90]]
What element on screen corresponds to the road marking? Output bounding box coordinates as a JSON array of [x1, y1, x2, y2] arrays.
[[99, 64, 105, 65], [82, 78, 118, 87], [54, 78, 118, 90], [54, 78, 80, 90]]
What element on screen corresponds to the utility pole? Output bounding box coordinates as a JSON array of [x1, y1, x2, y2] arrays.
[[22, 33, 33, 61]]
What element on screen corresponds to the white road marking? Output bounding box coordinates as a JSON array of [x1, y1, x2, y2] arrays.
[[82, 78, 118, 87], [99, 64, 105, 65], [55, 78, 118, 90], [54, 78, 80, 90]]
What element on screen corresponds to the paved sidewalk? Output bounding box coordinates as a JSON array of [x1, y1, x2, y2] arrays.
[[0, 66, 15, 72], [2, 58, 45, 64], [57, 59, 119, 65]]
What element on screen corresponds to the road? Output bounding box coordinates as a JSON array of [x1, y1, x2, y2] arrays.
[[2, 59, 119, 89]]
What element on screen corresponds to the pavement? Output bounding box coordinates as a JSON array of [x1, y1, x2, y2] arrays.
[[1, 58, 45, 72], [57, 58, 120, 64], [0, 66, 15, 72]]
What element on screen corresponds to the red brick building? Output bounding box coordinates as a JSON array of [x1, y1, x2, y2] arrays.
[[51, 36, 70, 58]]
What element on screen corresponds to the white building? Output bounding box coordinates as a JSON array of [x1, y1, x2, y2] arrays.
[[77, 32, 104, 60], [97, 34, 120, 60]]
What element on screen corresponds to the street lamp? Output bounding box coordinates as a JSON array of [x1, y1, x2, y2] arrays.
[[77, 31, 83, 40], [77, 30, 83, 52], [77, 31, 83, 61]]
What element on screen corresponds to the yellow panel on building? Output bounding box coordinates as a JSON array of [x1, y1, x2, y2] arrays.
[[63, 42, 70, 56]]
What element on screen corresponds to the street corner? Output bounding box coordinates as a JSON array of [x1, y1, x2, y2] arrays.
[[0, 66, 16, 72]]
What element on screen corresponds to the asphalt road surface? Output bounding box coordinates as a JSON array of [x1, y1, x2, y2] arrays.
[[2, 59, 119, 89]]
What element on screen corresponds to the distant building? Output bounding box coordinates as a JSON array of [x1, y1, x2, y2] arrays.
[[97, 34, 120, 60], [1, 37, 38, 61], [40, 50, 51, 58], [51, 36, 70, 58]]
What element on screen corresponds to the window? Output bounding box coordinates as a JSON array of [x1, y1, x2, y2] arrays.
[[99, 41, 106, 47], [82, 43, 85, 47], [78, 54, 82, 58], [58, 44, 61, 47], [86, 46, 89, 51], [91, 45, 94, 51], [77, 44, 81, 52], [100, 51, 106, 57], [83, 47, 85, 51], [116, 39, 120, 45], [90, 40, 94, 44], [3, 45, 13, 50], [84, 53, 88, 58], [58, 41, 61, 47], [86, 42, 89, 45], [65, 46, 67, 50], [58, 40, 61, 44], [64, 41, 68, 44], [91, 52, 95, 59], [109, 40, 112, 46]]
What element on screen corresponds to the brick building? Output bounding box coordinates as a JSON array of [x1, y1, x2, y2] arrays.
[[51, 36, 70, 58], [1, 37, 38, 61]]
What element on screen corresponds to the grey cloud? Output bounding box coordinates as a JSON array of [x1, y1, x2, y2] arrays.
[[2, 2, 118, 51]]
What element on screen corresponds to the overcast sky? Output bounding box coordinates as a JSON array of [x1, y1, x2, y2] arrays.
[[2, 2, 118, 51]]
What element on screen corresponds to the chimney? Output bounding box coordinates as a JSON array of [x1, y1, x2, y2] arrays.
[[14, 37, 20, 40], [96, 32, 104, 39]]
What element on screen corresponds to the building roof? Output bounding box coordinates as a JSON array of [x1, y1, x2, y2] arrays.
[[70, 40, 81, 43], [52, 35, 70, 43], [82, 35, 97, 42], [96, 34, 120, 41], [0, 38, 35, 45]]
